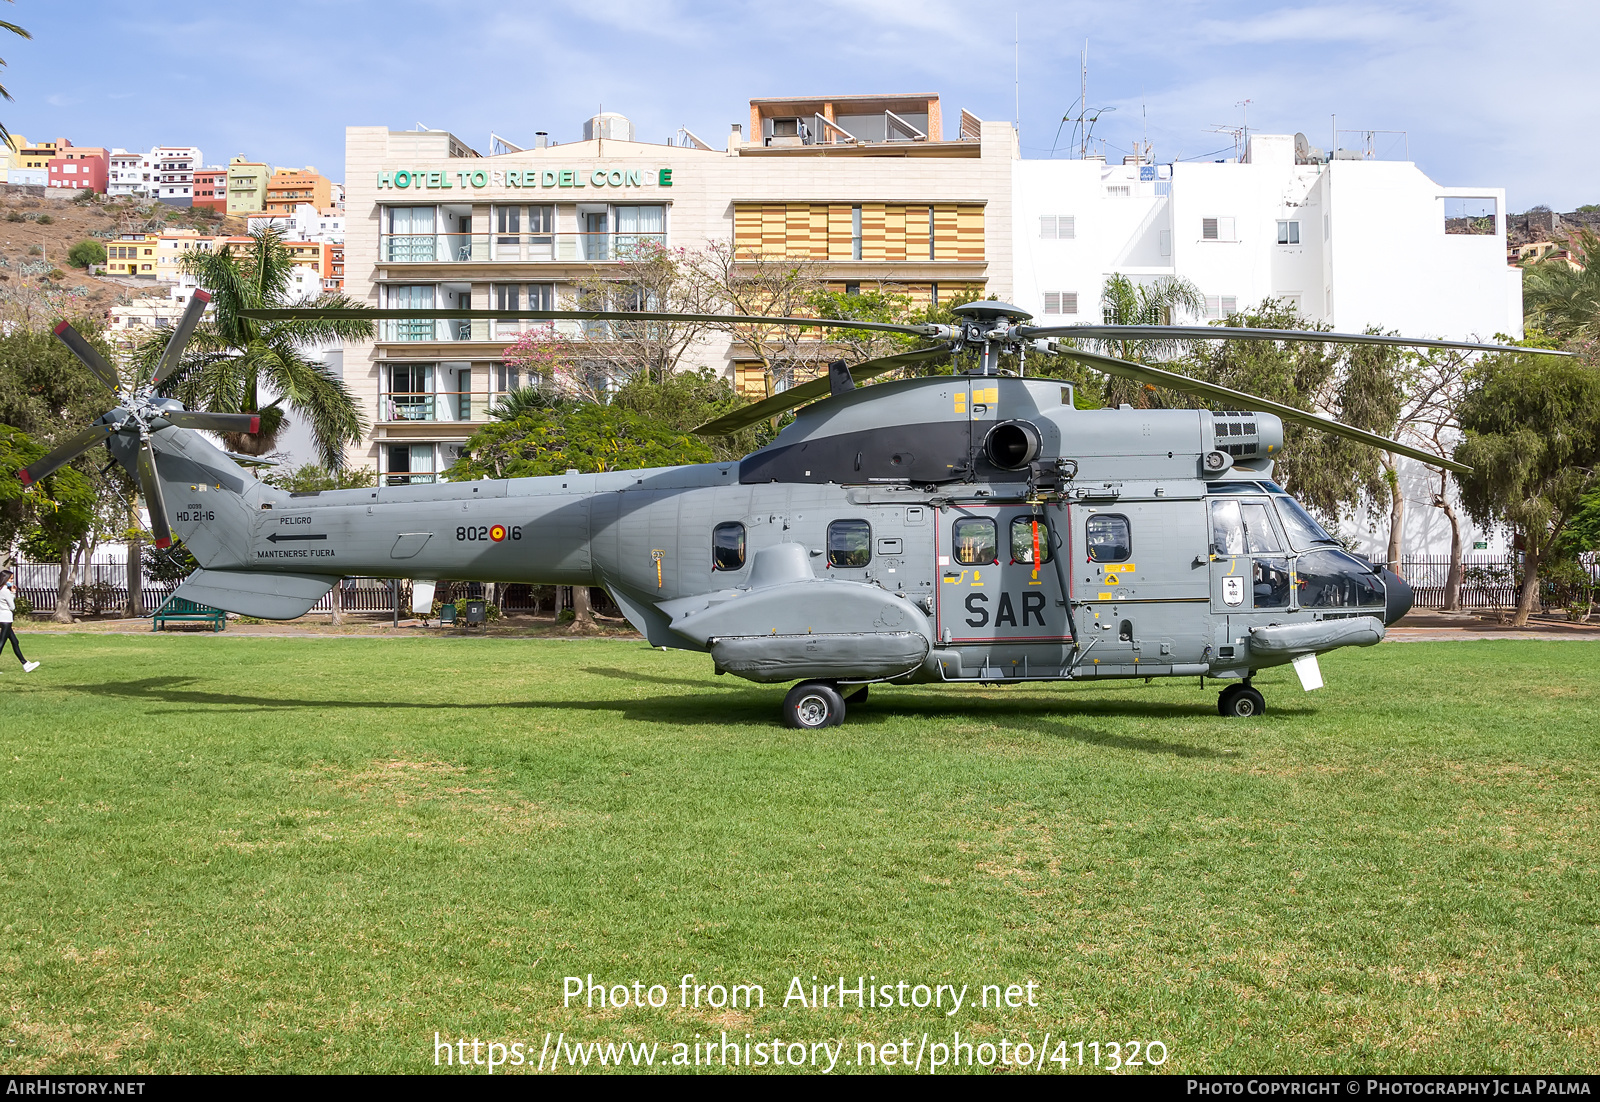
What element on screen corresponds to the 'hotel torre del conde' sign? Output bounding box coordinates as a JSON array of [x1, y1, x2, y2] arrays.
[[376, 167, 673, 190]]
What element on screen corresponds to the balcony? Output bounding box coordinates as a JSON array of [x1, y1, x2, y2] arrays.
[[378, 388, 526, 423], [378, 232, 666, 264]]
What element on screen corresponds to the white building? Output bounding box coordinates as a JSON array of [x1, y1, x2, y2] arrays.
[[1012, 133, 1520, 339], [1013, 133, 1521, 561], [151, 145, 202, 206], [245, 203, 345, 243], [6, 167, 45, 187], [108, 149, 154, 198]]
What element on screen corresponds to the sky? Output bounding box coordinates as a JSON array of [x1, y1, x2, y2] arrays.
[[4, 0, 1597, 212]]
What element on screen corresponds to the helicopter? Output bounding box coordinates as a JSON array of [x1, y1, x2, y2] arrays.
[[17, 294, 1565, 727]]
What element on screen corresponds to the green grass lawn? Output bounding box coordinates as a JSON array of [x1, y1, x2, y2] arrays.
[[1, 634, 1596, 1074]]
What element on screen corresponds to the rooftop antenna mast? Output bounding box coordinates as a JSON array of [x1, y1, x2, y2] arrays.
[[1013, 13, 1020, 134], [1079, 40, 1088, 159], [1236, 99, 1252, 160]]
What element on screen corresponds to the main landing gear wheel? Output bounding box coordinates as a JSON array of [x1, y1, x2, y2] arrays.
[[783, 682, 847, 729], [1218, 684, 1266, 718]]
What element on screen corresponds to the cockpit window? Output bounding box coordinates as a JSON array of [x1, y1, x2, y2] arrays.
[[1210, 500, 1247, 555], [1273, 496, 1339, 550], [1297, 549, 1386, 607]]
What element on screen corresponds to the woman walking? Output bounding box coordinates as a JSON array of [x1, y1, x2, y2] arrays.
[[0, 571, 40, 672]]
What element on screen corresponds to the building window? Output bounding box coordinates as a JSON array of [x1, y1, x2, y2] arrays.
[[1010, 516, 1051, 564], [385, 443, 436, 485], [614, 204, 664, 254], [851, 205, 863, 260], [1202, 216, 1235, 241], [1444, 197, 1497, 236], [1105, 185, 1130, 197], [384, 364, 435, 422], [1086, 515, 1131, 563], [1039, 215, 1075, 239], [1276, 220, 1300, 245], [1203, 295, 1239, 320], [952, 517, 997, 566], [1043, 292, 1078, 315], [495, 362, 521, 393], [384, 206, 437, 262], [384, 284, 436, 340], [844, 282, 860, 296], [712, 522, 746, 571]]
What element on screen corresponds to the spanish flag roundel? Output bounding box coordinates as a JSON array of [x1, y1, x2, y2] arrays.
[[490, 524, 507, 543]]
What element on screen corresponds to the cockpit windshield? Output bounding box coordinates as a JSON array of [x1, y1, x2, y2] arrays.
[[1273, 496, 1339, 550]]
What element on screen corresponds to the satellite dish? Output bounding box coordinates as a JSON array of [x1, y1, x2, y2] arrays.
[[1294, 132, 1310, 163]]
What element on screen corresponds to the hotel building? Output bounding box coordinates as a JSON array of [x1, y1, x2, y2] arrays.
[[342, 94, 1014, 484]]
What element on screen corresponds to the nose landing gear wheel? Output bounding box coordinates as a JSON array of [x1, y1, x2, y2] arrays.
[[783, 681, 847, 729], [1218, 684, 1266, 717]]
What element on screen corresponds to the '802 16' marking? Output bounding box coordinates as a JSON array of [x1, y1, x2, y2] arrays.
[[457, 524, 521, 543]]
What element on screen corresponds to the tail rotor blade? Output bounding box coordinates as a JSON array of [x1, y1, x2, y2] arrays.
[[136, 438, 173, 549], [162, 410, 260, 433], [52, 321, 121, 391], [17, 423, 117, 486], [151, 290, 211, 386]]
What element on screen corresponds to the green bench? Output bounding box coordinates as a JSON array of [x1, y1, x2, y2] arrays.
[[152, 596, 227, 632]]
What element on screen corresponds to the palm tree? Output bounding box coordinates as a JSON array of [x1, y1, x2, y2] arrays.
[[138, 227, 373, 466], [0, 1, 31, 151], [1089, 273, 1205, 406], [1521, 228, 1600, 342]]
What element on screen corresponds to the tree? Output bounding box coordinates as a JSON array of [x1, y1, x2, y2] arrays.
[[687, 239, 830, 397], [446, 403, 714, 482], [139, 227, 372, 466], [1521, 228, 1600, 341], [263, 461, 377, 492], [0, 0, 30, 152], [611, 368, 762, 463], [1455, 341, 1600, 627], [17, 463, 95, 623], [1165, 299, 1402, 527], [569, 239, 716, 387], [1089, 274, 1205, 407], [66, 239, 107, 270]]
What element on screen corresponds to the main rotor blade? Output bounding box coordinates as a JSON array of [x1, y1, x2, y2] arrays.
[[51, 321, 121, 391], [1053, 347, 1472, 474], [151, 290, 211, 386], [136, 437, 173, 549], [239, 307, 937, 338], [17, 422, 117, 486], [161, 410, 261, 433], [692, 346, 952, 436], [1022, 323, 1569, 358]]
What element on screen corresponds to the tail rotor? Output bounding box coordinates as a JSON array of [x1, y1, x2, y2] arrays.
[[15, 290, 261, 546]]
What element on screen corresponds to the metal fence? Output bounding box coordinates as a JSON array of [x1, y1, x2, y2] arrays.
[[13, 554, 1589, 618], [1374, 555, 1599, 612]]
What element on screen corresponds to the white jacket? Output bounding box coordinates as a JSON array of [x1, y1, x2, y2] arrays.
[[0, 585, 13, 624]]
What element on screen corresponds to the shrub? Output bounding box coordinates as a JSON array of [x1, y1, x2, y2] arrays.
[[26, 244, 39, 255], [5, 211, 22, 223], [35, 214, 52, 225], [45, 268, 64, 281], [12, 589, 31, 617], [67, 239, 107, 269]]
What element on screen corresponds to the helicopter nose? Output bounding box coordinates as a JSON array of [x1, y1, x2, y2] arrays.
[[1380, 568, 1413, 626]]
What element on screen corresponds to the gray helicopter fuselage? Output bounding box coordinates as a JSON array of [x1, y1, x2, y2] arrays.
[[136, 372, 1405, 689]]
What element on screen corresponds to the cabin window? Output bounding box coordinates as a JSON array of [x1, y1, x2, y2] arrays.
[[827, 519, 872, 568], [1086, 515, 1131, 563], [712, 522, 746, 571], [1253, 557, 1293, 607], [1010, 515, 1052, 564], [952, 518, 997, 565]]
